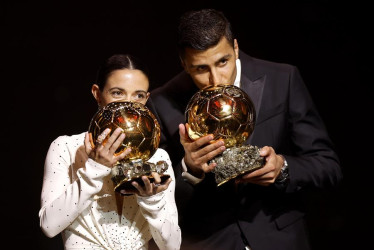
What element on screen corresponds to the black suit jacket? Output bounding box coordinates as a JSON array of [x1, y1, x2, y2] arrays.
[[149, 51, 342, 250]]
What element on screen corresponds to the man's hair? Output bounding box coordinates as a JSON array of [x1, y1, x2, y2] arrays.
[[177, 9, 234, 59], [95, 54, 150, 90]]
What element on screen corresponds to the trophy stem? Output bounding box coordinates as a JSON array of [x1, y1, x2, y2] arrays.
[[111, 159, 169, 192], [211, 145, 264, 186]]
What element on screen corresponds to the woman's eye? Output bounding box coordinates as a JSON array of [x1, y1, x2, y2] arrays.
[[111, 91, 123, 97], [133, 93, 146, 101]]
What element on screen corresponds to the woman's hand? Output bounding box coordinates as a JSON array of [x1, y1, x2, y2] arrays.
[[120, 172, 172, 197], [84, 127, 131, 168]]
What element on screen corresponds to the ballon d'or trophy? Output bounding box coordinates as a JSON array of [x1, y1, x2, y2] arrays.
[[88, 101, 169, 193], [185, 84, 264, 186]]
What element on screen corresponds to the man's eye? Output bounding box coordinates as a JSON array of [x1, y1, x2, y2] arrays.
[[196, 66, 207, 72], [219, 59, 228, 66]]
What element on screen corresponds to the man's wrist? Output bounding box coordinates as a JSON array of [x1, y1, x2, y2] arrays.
[[181, 158, 205, 185], [275, 155, 289, 184]]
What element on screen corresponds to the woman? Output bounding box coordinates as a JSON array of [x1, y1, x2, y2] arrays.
[[39, 54, 181, 250]]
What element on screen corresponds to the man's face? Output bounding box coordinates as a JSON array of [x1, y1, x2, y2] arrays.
[[181, 38, 239, 90]]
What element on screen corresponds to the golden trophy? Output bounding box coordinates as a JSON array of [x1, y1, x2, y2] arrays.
[[88, 101, 169, 192], [185, 84, 264, 186]]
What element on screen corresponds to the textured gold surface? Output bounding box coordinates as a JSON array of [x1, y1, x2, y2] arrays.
[[211, 145, 264, 186], [111, 160, 170, 192]]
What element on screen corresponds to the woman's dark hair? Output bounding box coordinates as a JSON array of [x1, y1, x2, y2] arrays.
[[177, 9, 234, 59], [95, 54, 150, 90]]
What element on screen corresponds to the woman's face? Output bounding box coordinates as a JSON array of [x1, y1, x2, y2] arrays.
[[92, 69, 150, 107]]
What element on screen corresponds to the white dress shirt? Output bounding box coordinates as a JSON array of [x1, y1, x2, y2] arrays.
[[39, 132, 181, 250]]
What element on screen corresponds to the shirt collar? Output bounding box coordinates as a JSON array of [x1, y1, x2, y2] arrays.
[[234, 58, 241, 88]]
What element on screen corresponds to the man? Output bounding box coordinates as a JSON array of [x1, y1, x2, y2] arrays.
[[150, 8, 342, 250]]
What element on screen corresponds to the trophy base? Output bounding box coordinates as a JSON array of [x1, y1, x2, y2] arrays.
[[113, 174, 170, 193], [111, 159, 169, 193], [211, 145, 264, 186]]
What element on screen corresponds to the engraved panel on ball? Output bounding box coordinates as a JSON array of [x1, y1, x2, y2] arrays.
[[185, 85, 264, 186], [88, 101, 169, 192]]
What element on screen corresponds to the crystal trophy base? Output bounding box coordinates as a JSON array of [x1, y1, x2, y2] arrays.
[[211, 145, 264, 186], [111, 159, 169, 193]]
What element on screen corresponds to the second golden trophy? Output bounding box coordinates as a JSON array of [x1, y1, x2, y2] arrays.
[[185, 84, 264, 186]]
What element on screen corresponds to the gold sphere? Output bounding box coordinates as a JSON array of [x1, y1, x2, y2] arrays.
[[88, 101, 160, 163], [185, 84, 256, 148]]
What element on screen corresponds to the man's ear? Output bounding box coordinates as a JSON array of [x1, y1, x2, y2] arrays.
[[234, 39, 239, 59], [180, 56, 188, 73], [91, 84, 101, 106]]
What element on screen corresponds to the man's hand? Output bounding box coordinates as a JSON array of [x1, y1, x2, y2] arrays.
[[235, 146, 284, 186], [179, 123, 226, 177]]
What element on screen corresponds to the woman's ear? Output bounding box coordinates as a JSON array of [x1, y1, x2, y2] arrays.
[[91, 84, 101, 106], [146, 92, 150, 102]]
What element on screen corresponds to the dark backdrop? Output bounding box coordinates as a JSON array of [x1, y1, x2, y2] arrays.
[[2, 1, 372, 249]]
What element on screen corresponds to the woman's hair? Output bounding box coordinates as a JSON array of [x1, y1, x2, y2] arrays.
[[177, 9, 234, 59], [95, 54, 150, 90]]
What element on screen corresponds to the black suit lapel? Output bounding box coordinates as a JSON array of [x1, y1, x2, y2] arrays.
[[240, 74, 266, 123]]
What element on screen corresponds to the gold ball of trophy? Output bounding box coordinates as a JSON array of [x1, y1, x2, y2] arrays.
[[185, 84, 264, 186], [185, 84, 256, 147], [88, 101, 169, 192]]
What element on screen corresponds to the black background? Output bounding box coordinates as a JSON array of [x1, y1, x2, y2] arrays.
[[2, 1, 372, 249]]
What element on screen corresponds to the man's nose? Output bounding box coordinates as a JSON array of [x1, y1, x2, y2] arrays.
[[209, 70, 221, 86]]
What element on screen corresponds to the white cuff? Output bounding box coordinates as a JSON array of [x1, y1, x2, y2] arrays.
[[181, 158, 205, 185]]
